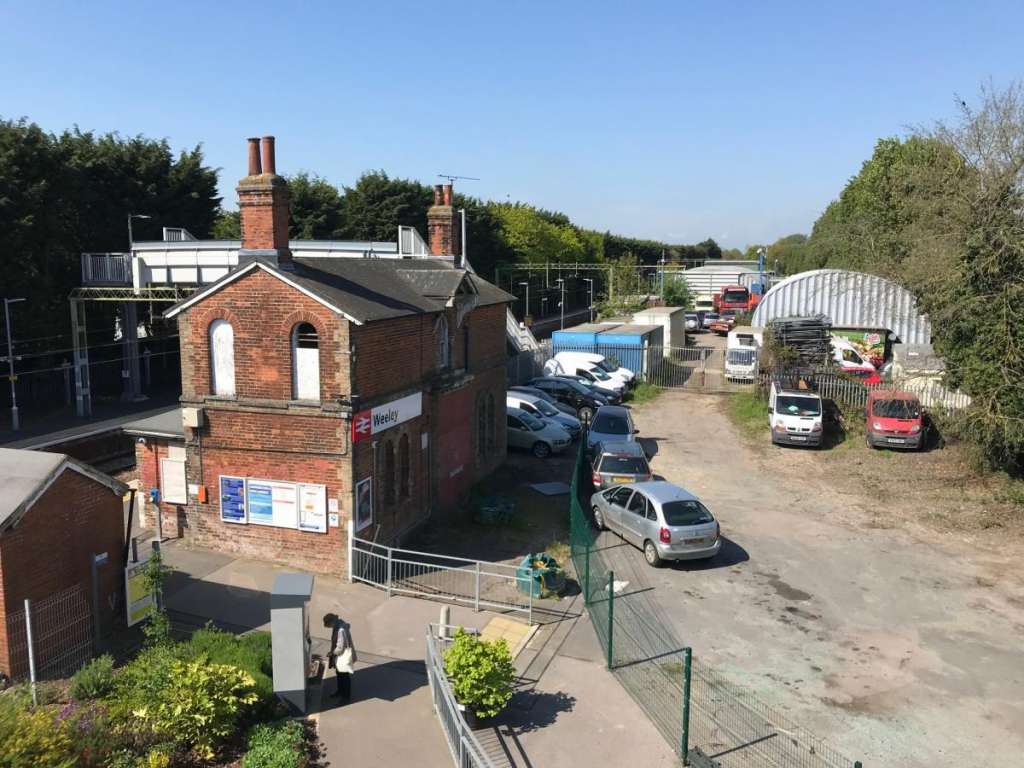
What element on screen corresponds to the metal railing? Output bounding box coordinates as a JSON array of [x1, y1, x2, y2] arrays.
[[399, 224, 431, 257], [425, 624, 498, 768], [348, 523, 535, 624], [81, 252, 132, 285]]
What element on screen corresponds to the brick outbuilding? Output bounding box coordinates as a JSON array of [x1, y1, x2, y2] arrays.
[[0, 447, 127, 679], [146, 137, 513, 575]]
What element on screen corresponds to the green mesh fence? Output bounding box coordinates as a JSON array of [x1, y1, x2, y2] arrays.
[[568, 440, 861, 768]]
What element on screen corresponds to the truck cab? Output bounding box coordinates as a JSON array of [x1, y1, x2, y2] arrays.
[[768, 381, 824, 447], [713, 284, 759, 313], [725, 327, 763, 382], [866, 390, 925, 450]]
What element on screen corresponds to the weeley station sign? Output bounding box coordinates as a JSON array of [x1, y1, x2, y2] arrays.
[[352, 392, 422, 443]]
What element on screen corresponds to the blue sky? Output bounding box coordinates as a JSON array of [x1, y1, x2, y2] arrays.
[[2, 1, 1022, 248]]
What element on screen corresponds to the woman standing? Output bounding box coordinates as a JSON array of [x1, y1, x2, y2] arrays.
[[324, 613, 357, 701]]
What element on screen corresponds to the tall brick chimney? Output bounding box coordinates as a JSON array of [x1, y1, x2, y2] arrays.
[[427, 182, 461, 259], [237, 136, 292, 270]]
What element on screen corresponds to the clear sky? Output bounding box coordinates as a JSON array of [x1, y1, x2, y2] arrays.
[[2, 1, 1022, 249]]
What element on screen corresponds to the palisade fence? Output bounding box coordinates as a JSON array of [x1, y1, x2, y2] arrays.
[[568, 442, 862, 768], [4, 585, 95, 683]]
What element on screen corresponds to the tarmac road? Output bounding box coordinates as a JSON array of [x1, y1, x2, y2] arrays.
[[607, 390, 1024, 767]]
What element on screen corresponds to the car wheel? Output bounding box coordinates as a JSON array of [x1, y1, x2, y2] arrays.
[[592, 505, 605, 530], [532, 441, 551, 459], [865, 433, 873, 449], [643, 540, 663, 568], [578, 406, 594, 425]]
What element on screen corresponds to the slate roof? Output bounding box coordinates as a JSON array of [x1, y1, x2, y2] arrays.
[[0, 447, 128, 530], [166, 257, 513, 324], [122, 408, 185, 439]]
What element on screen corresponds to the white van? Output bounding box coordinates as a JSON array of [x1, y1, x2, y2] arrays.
[[768, 381, 823, 447], [831, 337, 879, 381], [546, 351, 633, 390], [725, 327, 763, 382]]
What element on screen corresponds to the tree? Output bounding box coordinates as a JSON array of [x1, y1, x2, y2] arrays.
[[338, 171, 433, 242], [288, 172, 346, 239]]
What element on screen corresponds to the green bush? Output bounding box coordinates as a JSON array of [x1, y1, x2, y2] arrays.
[[132, 659, 258, 760], [187, 628, 275, 715], [242, 720, 307, 768], [443, 628, 515, 719], [0, 692, 74, 768], [70, 655, 116, 701]]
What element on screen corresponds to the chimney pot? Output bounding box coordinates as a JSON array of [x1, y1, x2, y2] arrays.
[[442, 183, 453, 206], [261, 135, 276, 175], [247, 137, 262, 175]]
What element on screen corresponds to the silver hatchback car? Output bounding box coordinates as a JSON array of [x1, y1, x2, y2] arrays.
[[591, 481, 721, 567]]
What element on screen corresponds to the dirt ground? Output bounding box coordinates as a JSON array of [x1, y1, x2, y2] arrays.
[[623, 389, 1024, 767]]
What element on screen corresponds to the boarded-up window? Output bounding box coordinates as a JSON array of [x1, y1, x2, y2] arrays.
[[437, 316, 450, 369], [209, 319, 235, 396], [292, 322, 320, 401], [159, 458, 187, 504]]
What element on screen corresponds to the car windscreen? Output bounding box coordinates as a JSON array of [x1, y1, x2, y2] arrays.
[[874, 399, 920, 419], [704, 313, 719, 320], [776, 395, 821, 417], [533, 399, 560, 416], [723, 290, 746, 303], [596, 359, 617, 373], [727, 349, 756, 364], [600, 456, 649, 474], [591, 413, 630, 434], [662, 500, 714, 527], [520, 412, 545, 431], [589, 367, 612, 380]]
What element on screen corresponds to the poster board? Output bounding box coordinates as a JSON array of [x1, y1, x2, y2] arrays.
[[247, 479, 299, 529], [219, 475, 247, 524], [125, 557, 155, 627], [159, 458, 187, 504], [297, 484, 327, 533], [355, 476, 373, 531]]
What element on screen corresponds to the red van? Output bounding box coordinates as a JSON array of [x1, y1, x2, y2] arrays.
[[865, 390, 925, 450]]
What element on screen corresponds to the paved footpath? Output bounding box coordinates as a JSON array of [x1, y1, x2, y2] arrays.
[[160, 540, 677, 767]]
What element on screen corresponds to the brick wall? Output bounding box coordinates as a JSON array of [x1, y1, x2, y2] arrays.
[[0, 470, 124, 677], [136, 439, 188, 539]]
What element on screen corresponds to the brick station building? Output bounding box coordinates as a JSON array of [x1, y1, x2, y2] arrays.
[[148, 137, 512, 574]]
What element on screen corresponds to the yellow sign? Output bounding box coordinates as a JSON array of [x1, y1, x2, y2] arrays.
[[125, 558, 155, 627]]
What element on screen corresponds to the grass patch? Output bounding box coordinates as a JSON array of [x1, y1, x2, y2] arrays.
[[727, 391, 768, 439], [627, 382, 663, 405]]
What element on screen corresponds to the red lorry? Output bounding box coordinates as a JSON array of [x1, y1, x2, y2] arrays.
[[713, 284, 760, 313]]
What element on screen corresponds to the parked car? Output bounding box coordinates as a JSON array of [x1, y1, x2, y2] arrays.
[[508, 385, 578, 416], [701, 312, 720, 330], [768, 381, 824, 447], [591, 441, 652, 490], [866, 390, 925, 450], [550, 351, 636, 388], [544, 358, 626, 397], [554, 374, 623, 405], [527, 377, 608, 423], [684, 313, 700, 332], [506, 406, 571, 458], [586, 405, 637, 451], [506, 391, 582, 440], [591, 481, 722, 567]]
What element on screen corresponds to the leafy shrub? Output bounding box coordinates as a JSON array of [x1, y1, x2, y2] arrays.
[[132, 659, 258, 760], [187, 628, 275, 716], [70, 655, 116, 701], [0, 691, 74, 768], [242, 720, 307, 768], [443, 628, 515, 718]]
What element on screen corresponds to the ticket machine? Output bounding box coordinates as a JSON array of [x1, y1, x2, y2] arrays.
[[270, 573, 314, 714]]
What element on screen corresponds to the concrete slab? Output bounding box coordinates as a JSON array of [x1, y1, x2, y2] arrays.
[[479, 616, 536, 659]]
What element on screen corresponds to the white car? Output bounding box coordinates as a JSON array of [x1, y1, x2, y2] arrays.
[[506, 406, 572, 458], [552, 351, 635, 388], [544, 358, 626, 397]]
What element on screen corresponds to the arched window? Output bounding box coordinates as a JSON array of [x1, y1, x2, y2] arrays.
[[209, 319, 235, 396], [436, 316, 450, 369], [486, 393, 496, 452], [292, 322, 320, 401], [399, 433, 410, 499], [384, 440, 396, 505], [476, 395, 487, 460]]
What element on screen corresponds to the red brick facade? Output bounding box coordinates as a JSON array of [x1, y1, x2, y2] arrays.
[[0, 470, 125, 678]]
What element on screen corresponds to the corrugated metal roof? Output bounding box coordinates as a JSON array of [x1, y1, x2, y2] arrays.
[[751, 269, 931, 344]]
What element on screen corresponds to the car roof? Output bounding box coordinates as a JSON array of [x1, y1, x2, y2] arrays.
[[593, 405, 630, 418], [625, 481, 700, 504], [506, 390, 540, 404], [596, 441, 646, 457]]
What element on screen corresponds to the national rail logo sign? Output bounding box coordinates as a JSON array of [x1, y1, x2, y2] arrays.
[[351, 392, 422, 443]]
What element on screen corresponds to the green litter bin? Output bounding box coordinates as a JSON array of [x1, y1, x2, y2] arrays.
[[516, 553, 567, 598]]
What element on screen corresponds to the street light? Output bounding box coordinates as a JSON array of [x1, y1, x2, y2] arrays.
[[583, 278, 594, 323], [556, 278, 566, 330], [659, 252, 667, 299], [518, 281, 530, 322], [3, 297, 25, 431], [127, 214, 152, 250]]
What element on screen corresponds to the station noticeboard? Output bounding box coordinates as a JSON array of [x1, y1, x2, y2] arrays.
[[219, 475, 247, 524], [125, 557, 155, 627], [219, 475, 327, 534]]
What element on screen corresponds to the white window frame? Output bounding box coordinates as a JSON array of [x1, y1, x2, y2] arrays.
[[209, 319, 236, 397]]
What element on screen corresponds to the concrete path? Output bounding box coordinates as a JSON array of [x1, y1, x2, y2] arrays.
[[158, 540, 678, 767]]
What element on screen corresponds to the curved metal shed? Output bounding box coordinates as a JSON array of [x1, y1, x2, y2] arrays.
[[750, 269, 931, 344]]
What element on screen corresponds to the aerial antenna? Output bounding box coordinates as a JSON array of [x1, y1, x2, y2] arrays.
[[438, 173, 480, 184]]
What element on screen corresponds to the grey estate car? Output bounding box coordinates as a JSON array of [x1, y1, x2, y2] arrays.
[[591, 481, 721, 567], [591, 441, 652, 490]]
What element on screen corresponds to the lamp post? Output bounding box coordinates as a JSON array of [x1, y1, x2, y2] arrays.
[[127, 213, 152, 250], [518, 281, 530, 324], [541, 296, 549, 318], [3, 297, 25, 431], [556, 278, 566, 330], [660, 252, 667, 300], [583, 278, 594, 322]]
